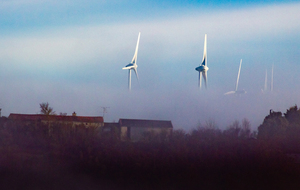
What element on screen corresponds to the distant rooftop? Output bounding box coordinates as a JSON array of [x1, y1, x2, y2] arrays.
[[8, 113, 104, 123]]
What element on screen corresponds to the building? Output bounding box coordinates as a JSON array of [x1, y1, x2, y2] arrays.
[[7, 114, 173, 142], [8, 113, 104, 137], [118, 119, 173, 142], [8, 113, 104, 127], [102, 122, 120, 139]]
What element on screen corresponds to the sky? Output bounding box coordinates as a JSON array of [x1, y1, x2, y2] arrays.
[[0, 0, 300, 131]]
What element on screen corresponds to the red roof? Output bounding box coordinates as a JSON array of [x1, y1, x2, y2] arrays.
[[8, 114, 104, 123]]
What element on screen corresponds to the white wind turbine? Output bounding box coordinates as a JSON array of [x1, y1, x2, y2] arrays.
[[122, 32, 141, 91], [270, 64, 274, 92], [224, 59, 246, 95], [261, 64, 274, 93], [195, 34, 208, 89], [261, 69, 268, 93]]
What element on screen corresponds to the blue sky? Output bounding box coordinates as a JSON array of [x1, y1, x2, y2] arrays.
[[0, 0, 300, 131]]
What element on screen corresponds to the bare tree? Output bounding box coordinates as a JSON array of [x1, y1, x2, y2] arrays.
[[240, 118, 251, 139], [40, 102, 56, 115], [224, 120, 241, 139], [196, 119, 218, 129], [204, 119, 218, 129]]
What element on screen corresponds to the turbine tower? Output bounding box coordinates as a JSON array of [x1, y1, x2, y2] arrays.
[[261, 69, 268, 93], [123, 32, 141, 91], [224, 59, 246, 95], [195, 34, 208, 89], [261, 64, 274, 94], [271, 64, 274, 92], [264, 69, 268, 92]]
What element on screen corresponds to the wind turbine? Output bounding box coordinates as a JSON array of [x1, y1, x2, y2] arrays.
[[271, 64, 274, 92], [195, 34, 208, 89], [122, 32, 140, 91], [224, 59, 246, 95], [261, 69, 268, 93], [261, 64, 274, 94]]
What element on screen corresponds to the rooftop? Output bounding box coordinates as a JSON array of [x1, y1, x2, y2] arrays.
[[8, 113, 104, 123]]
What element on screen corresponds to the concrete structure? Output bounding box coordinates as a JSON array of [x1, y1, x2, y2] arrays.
[[118, 119, 173, 141]]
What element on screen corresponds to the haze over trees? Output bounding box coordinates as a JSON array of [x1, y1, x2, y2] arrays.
[[1, 104, 300, 189]]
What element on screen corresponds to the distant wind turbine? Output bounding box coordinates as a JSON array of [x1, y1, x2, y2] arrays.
[[261, 64, 274, 94], [122, 32, 141, 91], [271, 64, 274, 92], [224, 59, 246, 95], [261, 69, 268, 93], [195, 34, 208, 89]]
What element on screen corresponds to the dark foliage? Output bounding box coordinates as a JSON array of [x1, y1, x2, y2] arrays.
[[258, 105, 300, 152], [40, 102, 56, 115]]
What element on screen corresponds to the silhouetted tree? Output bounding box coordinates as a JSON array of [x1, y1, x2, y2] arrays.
[[141, 129, 169, 143], [282, 105, 300, 150], [284, 105, 300, 124], [171, 129, 187, 141], [240, 118, 251, 139], [223, 120, 241, 139], [203, 119, 218, 129], [258, 110, 288, 140], [190, 125, 222, 145], [39, 102, 55, 115]]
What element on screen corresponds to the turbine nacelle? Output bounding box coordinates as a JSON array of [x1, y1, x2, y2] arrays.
[[122, 63, 137, 70], [195, 65, 209, 72], [224, 89, 246, 95]]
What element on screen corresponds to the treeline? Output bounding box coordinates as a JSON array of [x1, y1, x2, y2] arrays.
[[258, 105, 300, 152], [1, 108, 300, 189]]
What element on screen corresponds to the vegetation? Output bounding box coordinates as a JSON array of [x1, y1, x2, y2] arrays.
[[39, 102, 56, 115], [1, 106, 300, 189], [258, 105, 300, 152]]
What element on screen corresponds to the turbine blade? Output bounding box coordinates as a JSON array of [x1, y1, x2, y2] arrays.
[[264, 69, 267, 91], [131, 32, 141, 65], [201, 34, 207, 66], [203, 71, 207, 89], [235, 59, 242, 91], [134, 68, 139, 81], [224, 91, 236, 95]]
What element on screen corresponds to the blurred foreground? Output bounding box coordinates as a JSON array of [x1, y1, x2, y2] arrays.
[[1, 107, 300, 189]]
